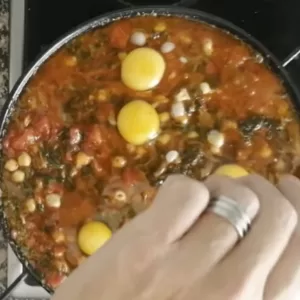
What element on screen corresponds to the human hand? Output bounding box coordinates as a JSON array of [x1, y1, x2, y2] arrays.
[[52, 174, 300, 300]]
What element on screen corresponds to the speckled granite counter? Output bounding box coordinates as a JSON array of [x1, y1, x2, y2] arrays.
[[0, 0, 10, 295]]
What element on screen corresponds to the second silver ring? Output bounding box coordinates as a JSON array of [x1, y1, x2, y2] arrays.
[[206, 195, 252, 240]]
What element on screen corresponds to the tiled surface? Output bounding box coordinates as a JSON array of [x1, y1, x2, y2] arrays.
[[0, 0, 8, 109], [0, 0, 9, 295]]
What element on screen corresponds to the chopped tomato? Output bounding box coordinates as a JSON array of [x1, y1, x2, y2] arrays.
[[2, 16, 297, 291], [46, 272, 66, 289], [82, 124, 124, 157], [3, 128, 36, 157], [33, 115, 63, 142], [33, 116, 51, 138], [3, 115, 63, 157], [59, 192, 96, 227], [85, 125, 103, 146], [109, 20, 132, 49]]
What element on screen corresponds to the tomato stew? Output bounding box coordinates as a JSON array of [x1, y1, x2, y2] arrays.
[[2, 16, 300, 288]]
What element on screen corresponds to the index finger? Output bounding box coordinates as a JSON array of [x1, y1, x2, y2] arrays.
[[135, 174, 210, 245]]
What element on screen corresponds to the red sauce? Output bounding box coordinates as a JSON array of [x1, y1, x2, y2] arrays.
[[2, 16, 300, 289]]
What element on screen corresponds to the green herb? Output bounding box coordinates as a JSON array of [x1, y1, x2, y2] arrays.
[[37, 203, 45, 212], [239, 116, 282, 139], [40, 146, 63, 169], [21, 182, 34, 197]]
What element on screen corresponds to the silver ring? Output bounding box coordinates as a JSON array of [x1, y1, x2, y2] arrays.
[[206, 195, 251, 239]]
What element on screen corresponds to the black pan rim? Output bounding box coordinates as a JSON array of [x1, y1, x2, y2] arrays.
[[1, 6, 300, 294]]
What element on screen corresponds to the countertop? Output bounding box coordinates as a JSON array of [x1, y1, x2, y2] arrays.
[[0, 0, 10, 294]]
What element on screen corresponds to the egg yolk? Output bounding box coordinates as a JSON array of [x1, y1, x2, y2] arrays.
[[214, 164, 249, 178], [117, 100, 160, 145], [121, 47, 166, 91], [78, 221, 112, 256]]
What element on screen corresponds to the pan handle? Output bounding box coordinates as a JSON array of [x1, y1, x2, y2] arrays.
[[0, 270, 27, 300], [282, 46, 300, 67]]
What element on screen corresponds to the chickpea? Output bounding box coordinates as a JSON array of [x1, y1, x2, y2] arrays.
[[160, 42, 176, 53], [179, 33, 192, 45], [154, 22, 167, 32], [52, 230, 66, 244], [88, 94, 95, 101], [179, 56, 188, 64], [159, 112, 170, 123], [171, 102, 185, 119], [25, 198, 36, 213], [55, 259, 70, 274], [96, 89, 109, 102], [126, 144, 136, 153], [118, 52, 127, 61], [221, 120, 238, 130], [53, 245, 66, 258], [4, 159, 19, 172], [76, 152, 92, 169], [157, 134, 171, 145], [135, 147, 147, 159], [207, 130, 225, 148], [203, 38, 213, 56], [18, 152, 31, 167], [168, 71, 176, 80], [46, 194, 61, 208], [166, 150, 179, 164], [112, 156, 127, 168], [11, 170, 25, 183], [187, 131, 199, 139], [200, 82, 212, 94], [24, 115, 31, 127], [114, 190, 127, 203], [259, 144, 273, 159], [64, 56, 77, 67]]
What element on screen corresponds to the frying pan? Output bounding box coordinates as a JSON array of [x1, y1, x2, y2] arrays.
[[1, 6, 299, 299]]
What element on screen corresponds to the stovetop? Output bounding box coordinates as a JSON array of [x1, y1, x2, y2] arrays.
[[7, 0, 300, 299]]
